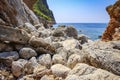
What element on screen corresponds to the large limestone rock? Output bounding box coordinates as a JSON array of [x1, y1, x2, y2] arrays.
[[66, 63, 120, 80], [29, 37, 55, 53], [65, 26, 78, 39], [19, 48, 37, 59], [52, 27, 65, 37], [102, 0, 120, 41], [51, 64, 71, 78], [83, 41, 120, 75], [0, 26, 30, 44]]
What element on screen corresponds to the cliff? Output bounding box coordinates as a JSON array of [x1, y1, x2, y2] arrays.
[[0, 0, 40, 27], [0, 0, 55, 28], [23, 0, 56, 24], [102, 0, 120, 41]]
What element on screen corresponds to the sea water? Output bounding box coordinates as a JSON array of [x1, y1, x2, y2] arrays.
[[53, 23, 107, 40]]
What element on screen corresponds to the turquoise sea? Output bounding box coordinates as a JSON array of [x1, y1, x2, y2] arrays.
[[53, 23, 107, 40]]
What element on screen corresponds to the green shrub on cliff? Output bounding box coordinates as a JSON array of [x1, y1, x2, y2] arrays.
[[33, 0, 52, 21]]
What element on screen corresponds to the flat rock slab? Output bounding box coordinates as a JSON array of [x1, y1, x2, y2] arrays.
[[0, 26, 30, 44]]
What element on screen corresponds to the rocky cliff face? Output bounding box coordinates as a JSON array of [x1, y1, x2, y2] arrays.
[[0, 0, 55, 28], [102, 0, 120, 41], [0, 0, 40, 27], [23, 0, 56, 24]]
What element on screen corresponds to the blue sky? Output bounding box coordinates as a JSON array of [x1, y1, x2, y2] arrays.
[[47, 0, 116, 23]]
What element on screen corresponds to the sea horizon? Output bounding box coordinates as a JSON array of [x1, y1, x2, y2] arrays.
[[53, 23, 107, 40]]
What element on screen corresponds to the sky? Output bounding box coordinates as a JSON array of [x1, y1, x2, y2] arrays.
[[47, 0, 116, 23]]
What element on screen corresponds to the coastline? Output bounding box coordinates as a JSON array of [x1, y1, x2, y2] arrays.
[[53, 23, 107, 40]]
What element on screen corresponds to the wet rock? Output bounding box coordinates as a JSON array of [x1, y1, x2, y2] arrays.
[[51, 64, 71, 78], [78, 34, 88, 44], [19, 48, 37, 59], [38, 54, 52, 68], [62, 38, 81, 50], [67, 63, 120, 80], [65, 26, 78, 39], [12, 59, 28, 77]]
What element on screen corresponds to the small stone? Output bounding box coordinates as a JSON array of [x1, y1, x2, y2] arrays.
[[52, 54, 66, 65], [38, 54, 52, 68], [24, 22, 37, 33], [62, 38, 81, 50], [78, 34, 88, 44], [19, 48, 37, 59], [67, 54, 83, 69], [51, 64, 71, 78], [12, 59, 28, 77], [24, 57, 39, 74], [40, 75, 54, 80]]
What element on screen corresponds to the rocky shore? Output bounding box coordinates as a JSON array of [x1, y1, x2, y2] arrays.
[[0, 23, 120, 80], [0, 0, 120, 80]]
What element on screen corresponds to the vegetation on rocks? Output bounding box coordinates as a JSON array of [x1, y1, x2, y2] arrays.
[[33, 0, 52, 21]]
